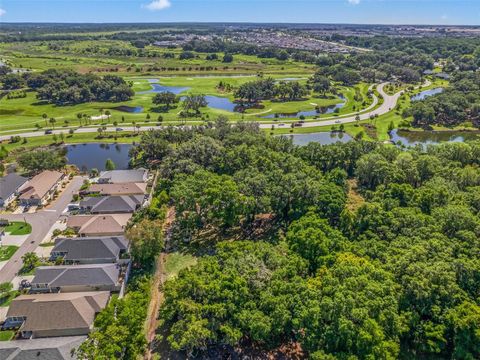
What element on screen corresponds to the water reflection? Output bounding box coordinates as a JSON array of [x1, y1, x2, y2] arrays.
[[65, 143, 133, 171]]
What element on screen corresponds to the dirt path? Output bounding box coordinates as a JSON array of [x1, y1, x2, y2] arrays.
[[144, 207, 175, 360]]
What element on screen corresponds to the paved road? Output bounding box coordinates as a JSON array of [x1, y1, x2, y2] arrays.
[[0, 176, 85, 283], [0, 81, 433, 141], [0, 83, 400, 141], [260, 82, 399, 129]]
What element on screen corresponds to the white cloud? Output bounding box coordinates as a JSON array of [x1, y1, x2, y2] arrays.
[[347, 0, 360, 4], [0, 8, 6, 17], [441, 14, 448, 20], [145, 0, 171, 11]]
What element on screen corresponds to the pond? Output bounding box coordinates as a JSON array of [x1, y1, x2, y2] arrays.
[[281, 132, 353, 146], [111, 106, 144, 113], [262, 102, 345, 119], [410, 88, 444, 101], [137, 79, 191, 95], [179, 95, 237, 112], [65, 143, 133, 171], [390, 129, 480, 147]]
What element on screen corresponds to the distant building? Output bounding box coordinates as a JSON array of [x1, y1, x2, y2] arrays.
[[31, 263, 123, 293], [0, 336, 86, 360], [19, 170, 65, 206], [0, 173, 28, 208], [79, 195, 145, 214], [51, 236, 129, 264], [435, 72, 451, 80], [84, 183, 147, 196], [66, 214, 132, 237], [3, 291, 110, 338], [98, 169, 148, 184]]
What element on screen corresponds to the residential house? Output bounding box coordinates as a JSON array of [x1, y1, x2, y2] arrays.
[[30, 263, 122, 293], [0, 336, 86, 359], [50, 236, 129, 264], [83, 182, 147, 196], [66, 214, 132, 237], [79, 195, 145, 214], [2, 291, 110, 338], [98, 168, 148, 184], [0, 173, 28, 208], [19, 170, 65, 206]]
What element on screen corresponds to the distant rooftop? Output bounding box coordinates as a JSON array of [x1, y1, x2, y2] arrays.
[[98, 168, 148, 184]]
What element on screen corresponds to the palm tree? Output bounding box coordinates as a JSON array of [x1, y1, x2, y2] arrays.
[[42, 113, 48, 127], [49, 117, 56, 129], [77, 113, 83, 126]]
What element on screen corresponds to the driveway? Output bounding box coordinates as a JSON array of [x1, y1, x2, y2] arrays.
[[0, 176, 86, 283]]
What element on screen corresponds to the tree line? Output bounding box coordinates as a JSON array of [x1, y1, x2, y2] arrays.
[[0, 69, 134, 105]]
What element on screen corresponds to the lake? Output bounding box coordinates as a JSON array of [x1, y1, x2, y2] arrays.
[[179, 95, 237, 112], [410, 88, 444, 101], [282, 132, 353, 146], [390, 129, 480, 147], [112, 106, 144, 113], [65, 143, 133, 171], [137, 79, 191, 95]]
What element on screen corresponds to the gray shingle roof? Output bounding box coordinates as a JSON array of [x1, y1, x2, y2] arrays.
[[98, 168, 147, 183], [0, 336, 86, 360], [52, 236, 128, 262], [0, 173, 28, 201], [79, 195, 144, 213], [32, 264, 120, 288]]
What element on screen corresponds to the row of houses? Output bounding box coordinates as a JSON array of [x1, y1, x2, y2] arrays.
[[0, 170, 66, 209], [0, 169, 149, 359]]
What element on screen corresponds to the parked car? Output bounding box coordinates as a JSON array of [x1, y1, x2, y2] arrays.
[[116, 128, 124, 131], [44, 129, 53, 134]]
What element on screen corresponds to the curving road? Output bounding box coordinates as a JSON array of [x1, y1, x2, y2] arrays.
[[260, 82, 400, 129], [0, 82, 408, 141]]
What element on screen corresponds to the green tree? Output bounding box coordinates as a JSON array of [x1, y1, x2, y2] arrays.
[[21, 252, 39, 273], [105, 158, 116, 171], [298, 253, 404, 359], [125, 219, 164, 268]]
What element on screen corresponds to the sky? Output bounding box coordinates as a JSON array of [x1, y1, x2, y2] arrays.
[[0, 0, 479, 25]]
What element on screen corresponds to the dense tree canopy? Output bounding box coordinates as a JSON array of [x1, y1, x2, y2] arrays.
[[130, 122, 480, 359], [1, 69, 134, 105]]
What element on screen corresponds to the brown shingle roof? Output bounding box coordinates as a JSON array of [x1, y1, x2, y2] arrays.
[[67, 214, 132, 236], [6, 292, 110, 334], [19, 170, 64, 200]]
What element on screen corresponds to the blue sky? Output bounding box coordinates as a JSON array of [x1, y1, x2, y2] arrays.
[[0, 0, 479, 24]]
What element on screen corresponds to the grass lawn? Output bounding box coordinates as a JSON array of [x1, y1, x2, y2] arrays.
[[164, 252, 197, 281], [0, 291, 20, 307], [0, 330, 15, 341], [0, 246, 19, 261], [4, 221, 32, 235]]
